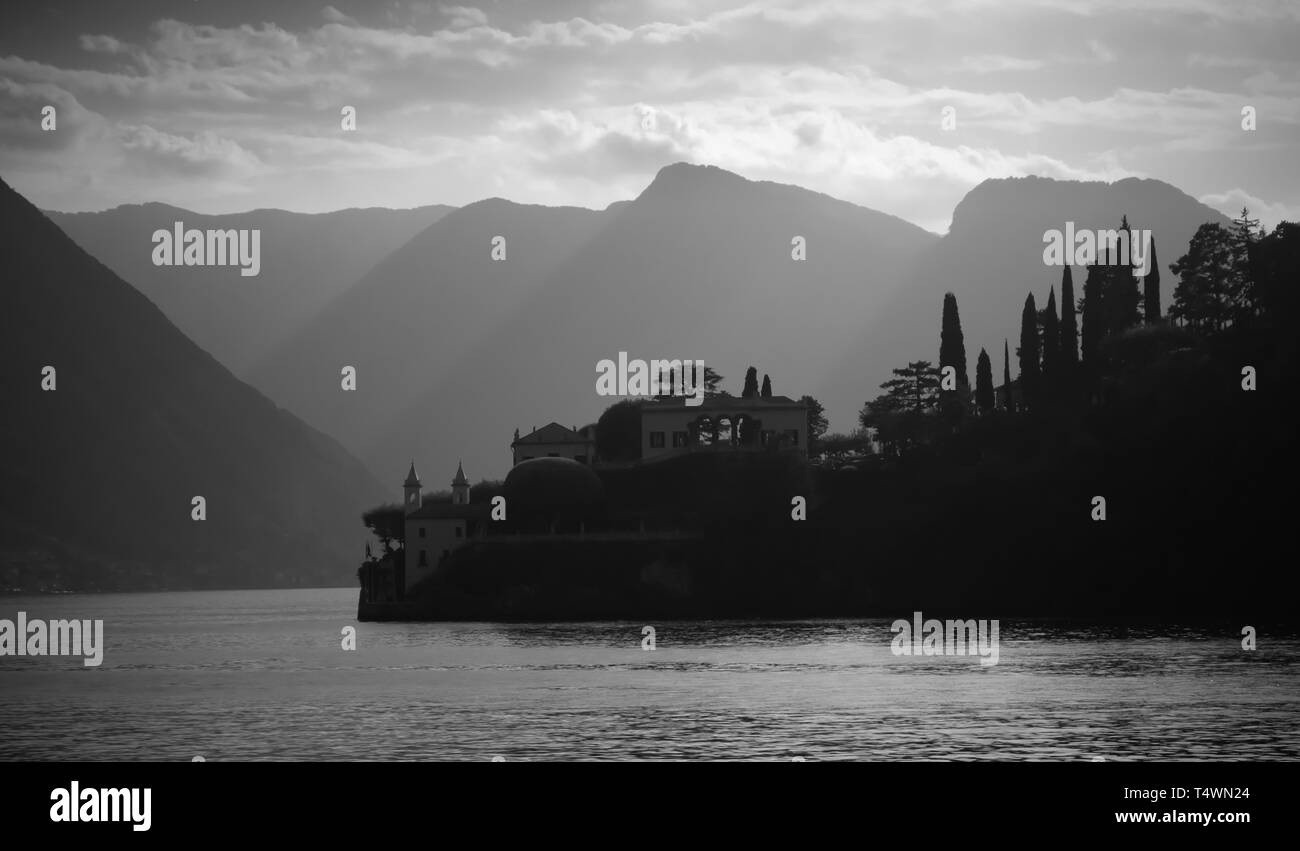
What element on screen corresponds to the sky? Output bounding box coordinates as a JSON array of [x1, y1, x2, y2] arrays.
[[1, 0, 1297, 233]]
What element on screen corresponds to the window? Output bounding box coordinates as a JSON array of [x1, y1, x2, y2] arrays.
[[784, 429, 799, 446], [574, 455, 587, 465], [672, 431, 688, 448], [418, 527, 426, 539], [441, 549, 450, 561], [418, 550, 428, 567], [454, 526, 462, 538], [547, 452, 560, 457], [649, 431, 666, 448]]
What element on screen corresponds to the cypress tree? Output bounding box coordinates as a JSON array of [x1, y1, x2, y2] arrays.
[[760, 374, 773, 399], [741, 366, 759, 399], [1144, 238, 1161, 323], [1018, 293, 1040, 411], [1041, 286, 1060, 387], [975, 348, 994, 414], [1102, 219, 1142, 335], [939, 292, 969, 389], [1081, 253, 1106, 370], [1060, 265, 1079, 370], [1003, 339, 1013, 412]]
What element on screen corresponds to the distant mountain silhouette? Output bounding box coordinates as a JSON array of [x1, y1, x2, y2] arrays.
[[46, 202, 452, 375], [251, 162, 938, 481], [0, 177, 387, 590], [247, 196, 607, 479], [48, 165, 1235, 492], [826, 175, 1232, 412]]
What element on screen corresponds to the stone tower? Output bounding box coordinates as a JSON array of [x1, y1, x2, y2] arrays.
[[403, 462, 422, 514], [451, 461, 470, 505]]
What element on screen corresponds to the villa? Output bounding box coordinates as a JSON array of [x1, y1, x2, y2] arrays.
[[639, 394, 808, 460]]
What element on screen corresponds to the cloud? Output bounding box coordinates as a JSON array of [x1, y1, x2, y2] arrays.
[[954, 54, 1044, 73], [118, 124, 262, 176], [0, 0, 1293, 229]]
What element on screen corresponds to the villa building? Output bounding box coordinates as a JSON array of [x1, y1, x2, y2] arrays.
[[401, 461, 487, 594], [639, 395, 808, 460], [511, 422, 596, 466]]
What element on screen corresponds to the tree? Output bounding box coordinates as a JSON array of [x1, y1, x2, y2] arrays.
[[361, 504, 405, 552], [703, 366, 726, 398], [975, 348, 994, 414], [1002, 339, 1013, 412], [1018, 294, 1040, 411], [760, 374, 773, 399], [595, 399, 642, 463], [1060, 265, 1079, 371], [799, 395, 828, 447], [939, 292, 969, 389], [876, 360, 941, 413], [815, 430, 874, 461], [1143, 237, 1161, 323], [1251, 221, 1300, 360], [1101, 219, 1142, 336], [1081, 255, 1106, 368], [1041, 286, 1060, 388], [1228, 207, 1262, 323], [742, 366, 760, 399], [860, 362, 941, 454], [1169, 223, 1235, 332]]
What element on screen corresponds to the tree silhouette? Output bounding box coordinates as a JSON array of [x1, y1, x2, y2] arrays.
[[1228, 207, 1262, 323], [362, 504, 405, 552], [1101, 218, 1142, 336], [1060, 265, 1079, 372], [703, 366, 726, 397], [799, 395, 828, 446], [1170, 223, 1235, 332], [939, 292, 969, 389], [1018, 294, 1040, 411], [1143, 237, 1161, 323], [1002, 339, 1013, 412], [595, 399, 642, 462], [761, 374, 773, 399], [1041, 285, 1060, 389], [742, 366, 760, 399], [874, 361, 941, 413], [975, 348, 994, 414], [1081, 255, 1106, 369]]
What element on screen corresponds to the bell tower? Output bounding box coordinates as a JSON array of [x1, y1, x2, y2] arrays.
[[451, 461, 470, 505], [403, 462, 422, 514]]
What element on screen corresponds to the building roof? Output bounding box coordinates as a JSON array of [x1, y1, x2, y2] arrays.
[[642, 394, 805, 412], [512, 422, 590, 446], [452, 461, 469, 485], [404, 462, 421, 486], [408, 502, 487, 520]]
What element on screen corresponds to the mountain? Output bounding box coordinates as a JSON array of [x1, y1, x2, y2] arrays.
[[246, 196, 607, 481], [0, 176, 387, 591], [251, 163, 939, 482], [45, 202, 453, 375], [824, 175, 1233, 413]]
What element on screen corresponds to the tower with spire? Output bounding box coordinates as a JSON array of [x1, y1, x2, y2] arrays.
[[404, 462, 422, 514], [451, 461, 470, 505]]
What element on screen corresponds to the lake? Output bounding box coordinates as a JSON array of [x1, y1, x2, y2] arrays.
[[1, 588, 1297, 761]]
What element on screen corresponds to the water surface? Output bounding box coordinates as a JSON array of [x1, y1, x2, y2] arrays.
[[1, 589, 1296, 761]]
